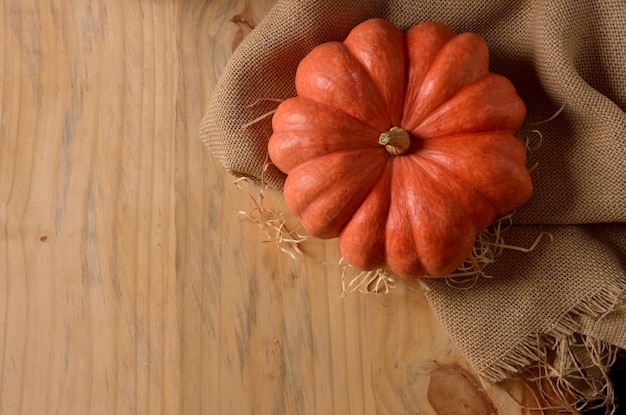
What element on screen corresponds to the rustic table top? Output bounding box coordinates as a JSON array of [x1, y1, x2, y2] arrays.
[[0, 1, 551, 414]]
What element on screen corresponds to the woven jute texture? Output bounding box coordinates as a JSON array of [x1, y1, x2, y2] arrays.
[[200, 0, 626, 407]]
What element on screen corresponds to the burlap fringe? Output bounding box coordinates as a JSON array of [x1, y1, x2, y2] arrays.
[[482, 278, 626, 414]]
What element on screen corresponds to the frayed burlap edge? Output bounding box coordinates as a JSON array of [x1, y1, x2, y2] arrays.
[[478, 278, 626, 413]]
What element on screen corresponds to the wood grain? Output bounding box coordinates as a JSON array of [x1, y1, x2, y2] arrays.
[[0, 1, 526, 413]]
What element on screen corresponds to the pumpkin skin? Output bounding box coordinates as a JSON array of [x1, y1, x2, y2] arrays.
[[268, 19, 532, 279]]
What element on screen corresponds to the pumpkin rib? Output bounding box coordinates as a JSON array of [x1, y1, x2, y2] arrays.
[[285, 148, 387, 239], [409, 208, 478, 278], [385, 175, 426, 278], [411, 73, 526, 139], [402, 22, 456, 127], [343, 18, 406, 126], [295, 41, 391, 132], [402, 31, 490, 131], [416, 132, 533, 214], [338, 161, 393, 271], [386, 158, 478, 278], [269, 96, 381, 173], [404, 152, 499, 230]]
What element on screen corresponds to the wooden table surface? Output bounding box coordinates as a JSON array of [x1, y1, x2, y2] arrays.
[[0, 1, 540, 414]]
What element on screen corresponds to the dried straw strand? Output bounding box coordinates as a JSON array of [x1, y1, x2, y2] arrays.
[[339, 259, 397, 298], [241, 98, 285, 129], [235, 161, 308, 260]]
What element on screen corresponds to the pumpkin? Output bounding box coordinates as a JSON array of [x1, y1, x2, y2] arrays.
[[267, 18, 532, 279]]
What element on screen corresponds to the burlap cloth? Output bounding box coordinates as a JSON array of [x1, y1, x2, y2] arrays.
[[201, 0, 626, 408]]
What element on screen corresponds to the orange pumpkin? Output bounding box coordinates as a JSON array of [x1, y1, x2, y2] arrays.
[[268, 18, 532, 279]]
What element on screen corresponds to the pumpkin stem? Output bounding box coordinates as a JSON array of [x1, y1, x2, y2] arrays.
[[379, 126, 411, 155]]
